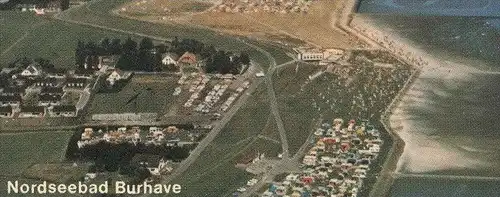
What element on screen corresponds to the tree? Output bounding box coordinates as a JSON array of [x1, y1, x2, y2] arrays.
[[75, 40, 86, 68], [99, 38, 111, 55], [122, 37, 137, 54], [60, 0, 70, 10], [109, 38, 122, 55], [240, 52, 250, 65], [139, 37, 154, 51], [201, 45, 216, 59], [117, 38, 139, 70], [156, 44, 167, 54]]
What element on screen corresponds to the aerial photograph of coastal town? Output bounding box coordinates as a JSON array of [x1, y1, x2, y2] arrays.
[[0, 0, 499, 196]]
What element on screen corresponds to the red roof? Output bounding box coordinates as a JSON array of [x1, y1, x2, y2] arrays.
[[178, 52, 197, 64]]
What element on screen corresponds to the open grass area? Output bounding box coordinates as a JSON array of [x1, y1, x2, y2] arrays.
[[273, 63, 325, 155], [0, 11, 45, 53], [89, 74, 178, 114], [0, 12, 139, 68], [0, 131, 73, 176]]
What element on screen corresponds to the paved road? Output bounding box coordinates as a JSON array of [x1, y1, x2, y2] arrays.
[[239, 38, 291, 161]]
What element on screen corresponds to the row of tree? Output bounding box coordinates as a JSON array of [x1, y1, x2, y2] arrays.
[[75, 37, 251, 74]]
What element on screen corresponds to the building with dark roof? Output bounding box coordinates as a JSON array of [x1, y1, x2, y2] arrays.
[[1, 86, 26, 96], [47, 68, 67, 78], [0, 106, 13, 118], [41, 86, 64, 96], [19, 106, 45, 118], [33, 78, 57, 87], [73, 69, 94, 79], [38, 94, 61, 106], [0, 95, 22, 106], [49, 105, 77, 117], [65, 78, 87, 88]]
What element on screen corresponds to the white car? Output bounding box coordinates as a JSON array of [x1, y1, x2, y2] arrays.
[[237, 187, 246, 192]]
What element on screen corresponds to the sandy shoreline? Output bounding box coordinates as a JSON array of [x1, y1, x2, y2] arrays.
[[342, 0, 500, 196]]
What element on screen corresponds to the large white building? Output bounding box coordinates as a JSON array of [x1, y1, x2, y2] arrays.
[[294, 47, 345, 62]]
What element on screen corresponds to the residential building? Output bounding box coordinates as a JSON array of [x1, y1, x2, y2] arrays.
[[33, 78, 57, 87], [1, 86, 25, 96], [65, 78, 86, 88], [38, 94, 61, 106], [161, 52, 179, 66], [47, 68, 67, 78], [0, 95, 22, 106], [19, 106, 45, 118], [40, 86, 64, 96], [106, 69, 124, 84], [73, 69, 94, 79], [20, 64, 42, 77], [178, 52, 203, 67], [0, 106, 14, 118], [49, 105, 77, 117]]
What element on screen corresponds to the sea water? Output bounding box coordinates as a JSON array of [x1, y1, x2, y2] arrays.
[[357, 0, 500, 196]]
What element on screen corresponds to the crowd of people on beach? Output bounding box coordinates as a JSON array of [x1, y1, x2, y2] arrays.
[[303, 63, 412, 122], [351, 22, 429, 69]]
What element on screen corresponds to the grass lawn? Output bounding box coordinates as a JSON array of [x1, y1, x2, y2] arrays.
[[273, 63, 325, 155], [89, 74, 178, 114], [0, 16, 140, 67], [0, 11, 45, 53], [0, 131, 73, 176]]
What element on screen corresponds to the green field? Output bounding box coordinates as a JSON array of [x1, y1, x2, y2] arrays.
[[0, 131, 73, 176], [0, 11, 45, 53], [273, 63, 325, 155], [89, 74, 178, 114], [0, 12, 141, 68]]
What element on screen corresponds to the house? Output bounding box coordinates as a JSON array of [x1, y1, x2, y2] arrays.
[[41, 87, 64, 96], [177, 52, 203, 67], [38, 94, 61, 106], [73, 69, 94, 79], [1, 86, 25, 96], [0, 106, 14, 118], [47, 68, 67, 78], [161, 53, 179, 66], [98, 55, 118, 70], [65, 78, 86, 88], [49, 105, 77, 117], [33, 78, 57, 87], [106, 69, 124, 84], [19, 106, 45, 118], [20, 64, 42, 77], [132, 154, 170, 176], [0, 95, 22, 106]]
